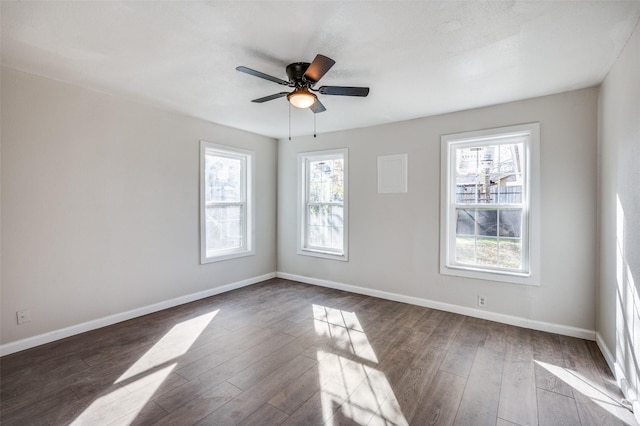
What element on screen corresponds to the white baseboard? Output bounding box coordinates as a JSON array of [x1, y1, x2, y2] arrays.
[[276, 271, 596, 341], [0, 272, 276, 357], [596, 333, 640, 423]]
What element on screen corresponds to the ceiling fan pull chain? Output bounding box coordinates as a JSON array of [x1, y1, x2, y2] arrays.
[[314, 113, 317, 138], [289, 102, 292, 141]]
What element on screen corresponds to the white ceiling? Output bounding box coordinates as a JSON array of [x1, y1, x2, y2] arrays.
[[2, 1, 640, 139]]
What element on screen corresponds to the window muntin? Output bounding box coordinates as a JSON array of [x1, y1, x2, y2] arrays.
[[200, 142, 254, 263], [298, 149, 348, 261], [441, 124, 539, 285]]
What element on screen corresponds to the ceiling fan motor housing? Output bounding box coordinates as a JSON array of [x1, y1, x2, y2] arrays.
[[286, 62, 312, 86]]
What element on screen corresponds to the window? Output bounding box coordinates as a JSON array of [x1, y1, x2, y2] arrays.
[[440, 123, 540, 285], [298, 149, 348, 261], [200, 141, 254, 263]]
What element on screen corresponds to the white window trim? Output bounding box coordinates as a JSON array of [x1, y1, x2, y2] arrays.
[[439, 123, 540, 285], [200, 141, 255, 264], [297, 148, 349, 262]]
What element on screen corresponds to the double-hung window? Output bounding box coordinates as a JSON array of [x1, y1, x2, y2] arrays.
[[440, 123, 539, 285], [298, 148, 348, 261], [200, 141, 254, 263]]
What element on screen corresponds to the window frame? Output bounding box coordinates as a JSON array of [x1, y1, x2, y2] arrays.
[[297, 148, 349, 262], [440, 123, 540, 285], [200, 141, 255, 264]]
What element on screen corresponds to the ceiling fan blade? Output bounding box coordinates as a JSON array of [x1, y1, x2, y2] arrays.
[[318, 86, 370, 97], [309, 98, 326, 114], [236, 66, 290, 86], [303, 55, 335, 83], [251, 92, 289, 103]]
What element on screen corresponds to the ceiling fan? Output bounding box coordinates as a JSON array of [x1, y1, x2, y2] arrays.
[[236, 54, 369, 113]]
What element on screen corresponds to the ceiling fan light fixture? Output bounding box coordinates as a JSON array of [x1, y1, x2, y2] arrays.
[[287, 89, 316, 109]]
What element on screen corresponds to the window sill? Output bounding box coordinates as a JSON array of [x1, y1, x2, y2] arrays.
[[298, 248, 349, 262], [201, 249, 255, 264], [440, 264, 539, 286]]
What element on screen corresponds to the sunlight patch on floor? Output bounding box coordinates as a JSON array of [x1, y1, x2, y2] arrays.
[[313, 304, 408, 425], [116, 310, 218, 383], [71, 310, 218, 425], [534, 360, 637, 424]]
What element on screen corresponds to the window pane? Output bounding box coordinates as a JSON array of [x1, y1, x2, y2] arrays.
[[307, 204, 343, 251], [476, 237, 498, 266], [499, 209, 522, 237], [477, 210, 497, 236], [455, 143, 524, 205], [496, 185, 523, 203], [330, 206, 344, 249], [308, 159, 344, 203], [455, 236, 476, 264], [206, 205, 243, 252], [498, 239, 522, 269], [307, 205, 328, 247], [205, 154, 242, 202], [455, 209, 476, 235]]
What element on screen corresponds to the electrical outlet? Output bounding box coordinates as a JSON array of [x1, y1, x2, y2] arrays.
[[477, 295, 487, 307], [16, 310, 31, 325]]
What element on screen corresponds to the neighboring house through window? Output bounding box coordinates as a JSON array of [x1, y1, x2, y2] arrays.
[[298, 148, 349, 261], [440, 123, 540, 285], [200, 141, 254, 263]]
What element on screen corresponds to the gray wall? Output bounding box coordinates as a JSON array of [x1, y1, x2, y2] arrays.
[[597, 22, 640, 411], [1, 68, 278, 347], [278, 87, 598, 334]]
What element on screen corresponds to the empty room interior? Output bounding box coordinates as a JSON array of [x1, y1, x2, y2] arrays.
[[1, 2, 640, 425]]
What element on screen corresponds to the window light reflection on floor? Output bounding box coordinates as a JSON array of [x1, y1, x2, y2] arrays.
[[534, 360, 636, 424], [71, 310, 218, 425], [313, 304, 409, 425]]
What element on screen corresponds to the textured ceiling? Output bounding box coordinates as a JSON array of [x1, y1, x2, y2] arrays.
[[2, 1, 640, 139]]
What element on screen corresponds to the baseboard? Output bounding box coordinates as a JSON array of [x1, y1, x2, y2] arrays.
[[596, 332, 640, 423], [276, 271, 596, 340], [0, 272, 276, 357]]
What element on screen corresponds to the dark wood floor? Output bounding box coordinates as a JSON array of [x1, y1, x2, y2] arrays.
[[1, 278, 636, 426]]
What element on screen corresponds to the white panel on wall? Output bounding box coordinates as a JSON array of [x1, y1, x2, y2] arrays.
[[377, 154, 408, 193]]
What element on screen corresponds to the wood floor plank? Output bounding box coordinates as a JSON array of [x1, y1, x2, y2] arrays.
[[237, 403, 289, 426], [453, 347, 505, 426], [440, 317, 486, 378], [496, 418, 519, 426], [410, 370, 466, 425], [152, 381, 242, 425], [390, 341, 451, 420], [194, 354, 317, 425], [482, 320, 509, 354], [498, 326, 538, 426], [268, 362, 324, 414], [532, 330, 575, 398], [325, 364, 398, 425], [280, 383, 344, 425], [367, 390, 410, 426], [498, 358, 538, 426], [537, 387, 581, 426], [574, 391, 632, 426], [115, 401, 168, 426], [585, 339, 627, 399]]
